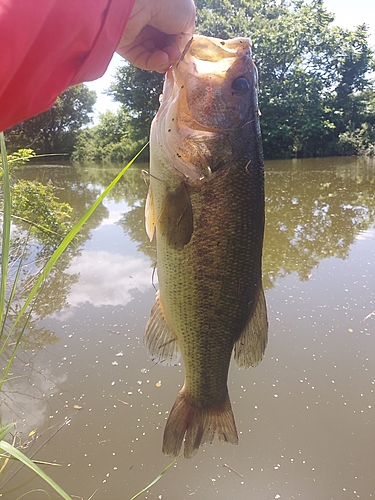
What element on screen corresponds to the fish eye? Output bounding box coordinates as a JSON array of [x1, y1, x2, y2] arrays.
[[231, 77, 251, 95]]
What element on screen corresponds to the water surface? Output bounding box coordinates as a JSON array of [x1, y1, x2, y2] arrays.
[[1, 156, 375, 500]]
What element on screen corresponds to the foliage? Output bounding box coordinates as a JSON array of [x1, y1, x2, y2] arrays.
[[0, 149, 36, 184], [72, 42, 164, 163], [11, 180, 72, 238], [195, 0, 375, 158], [76, 0, 375, 161], [1, 148, 72, 245], [5, 84, 96, 155], [72, 108, 147, 163], [337, 122, 375, 156], [0, 135, 73, 498], [107, 65, 163, 137], [6, 148, 36, 165], [72, 68, 162, 163]]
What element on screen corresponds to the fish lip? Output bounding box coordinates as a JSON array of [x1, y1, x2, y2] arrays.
[[184, 35, 253, 61]]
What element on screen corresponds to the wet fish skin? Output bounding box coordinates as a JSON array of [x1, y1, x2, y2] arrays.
[[145, 35, 268, 458]]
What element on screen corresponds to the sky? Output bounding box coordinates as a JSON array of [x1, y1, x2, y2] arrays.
[[85, 0, 375, 120]]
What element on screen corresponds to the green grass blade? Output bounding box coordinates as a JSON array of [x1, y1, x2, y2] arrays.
[[0, 455, 62, 466], [15, 489, 51, 499], [130, 455, 179, 500], [2, 213, 65, 238], [0, 440, 72, 500], [7, 153, 68, 164], [0, 237, 27, 353], [4, 142, 149, 344], [0, 132, 11, 338], [0, 307, 32, 390], [3, 237, 26, 317], [0, 423, 14, 441]]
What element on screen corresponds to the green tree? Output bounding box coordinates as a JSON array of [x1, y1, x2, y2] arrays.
[[72, 108, 147, 163], [195, 0, 375, 158], [107, 66, 164, 139], [73, 68, 160, 163], [6, 84, 96, 155], [101, 0, 375, 160]]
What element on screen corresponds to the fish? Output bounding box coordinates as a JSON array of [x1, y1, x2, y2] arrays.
[[144, 35, 268, 458]]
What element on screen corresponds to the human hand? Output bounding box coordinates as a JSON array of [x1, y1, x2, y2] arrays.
[[116, 0, 195, 72]]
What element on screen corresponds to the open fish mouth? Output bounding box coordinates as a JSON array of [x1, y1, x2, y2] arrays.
[[151, 35, 259, 182], [174, 35, 257, 131]]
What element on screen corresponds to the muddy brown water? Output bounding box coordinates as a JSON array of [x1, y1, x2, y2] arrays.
[[1, 156, 374, 500]]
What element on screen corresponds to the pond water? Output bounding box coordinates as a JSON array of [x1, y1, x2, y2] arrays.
[[1, 156, 375, 500]]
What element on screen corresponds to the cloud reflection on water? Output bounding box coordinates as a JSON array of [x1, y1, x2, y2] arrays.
[[67, 250, 153, 307], [1, 363, 67, 435], [51, 250, 153, 320]]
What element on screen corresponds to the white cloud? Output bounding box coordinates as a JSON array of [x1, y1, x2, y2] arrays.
[[65, 250, 153, 309]]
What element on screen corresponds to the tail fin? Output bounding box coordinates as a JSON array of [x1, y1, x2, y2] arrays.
[[162, 387, 238, 458]]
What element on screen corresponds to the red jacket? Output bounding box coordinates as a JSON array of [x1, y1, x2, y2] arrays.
[[0, 0, 135, 132]]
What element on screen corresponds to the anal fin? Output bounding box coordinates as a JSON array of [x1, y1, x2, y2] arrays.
[[145, 291, 181, 366], [234, 287, 268, 369]]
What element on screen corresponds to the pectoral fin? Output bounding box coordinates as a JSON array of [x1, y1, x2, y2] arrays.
[[145, 186, 156, 241], [234, 288, 268, 368], [145, 291, 181, 366], [158, 182, 193, 249]]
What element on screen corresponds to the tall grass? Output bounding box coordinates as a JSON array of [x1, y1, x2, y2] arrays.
[[0, 137, 148, 387], [0, 423, 73, 500], [1, 135, 176, 499], [0, 133, 154, 498], [0, 133, 11, 340]]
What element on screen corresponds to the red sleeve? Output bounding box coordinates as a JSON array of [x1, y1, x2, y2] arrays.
[[0, 0, 135, 132]]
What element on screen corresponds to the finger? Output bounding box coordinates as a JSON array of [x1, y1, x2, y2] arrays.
[[117, 27, 188, 72], [118, 42, 171, 72], [150, 0, 196, 36]]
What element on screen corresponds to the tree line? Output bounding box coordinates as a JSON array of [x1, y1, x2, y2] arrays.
[[5, 0, 375, 161]]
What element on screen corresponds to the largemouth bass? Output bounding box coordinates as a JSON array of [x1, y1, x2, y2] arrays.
[[145, 35, 268, 458]]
